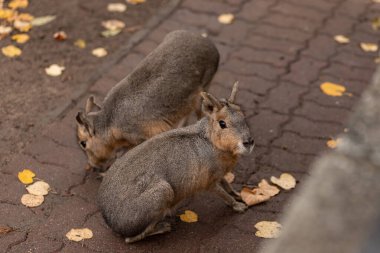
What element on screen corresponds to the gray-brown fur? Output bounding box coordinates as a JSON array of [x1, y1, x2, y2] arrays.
[[76, 30, 220, 170], [98, 83, 254, 243]]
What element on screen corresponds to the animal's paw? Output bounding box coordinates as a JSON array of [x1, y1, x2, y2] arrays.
[[232, 201, 248, 213], [232, 192, 242, 201]]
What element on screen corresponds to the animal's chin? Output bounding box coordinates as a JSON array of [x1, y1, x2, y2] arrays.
[[235, 143, 254, 156]]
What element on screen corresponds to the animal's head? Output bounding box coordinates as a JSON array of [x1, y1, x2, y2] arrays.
[[76, 96, 115, 171], [201, 82, 254, 156]]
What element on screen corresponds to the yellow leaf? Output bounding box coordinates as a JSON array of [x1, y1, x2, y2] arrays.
[[74, 39, 86, 49], [26, 181, 50, 196], [92, 47, 107, 57], [320, 82, 346, 97], [224, 172, 235, 183], [102, 19, 125, 31], [107, 3, 127, 12], [218, 13, 234, 24], [16, 13, 34, 21], [179, 210, 198, 223], [66, 228, 93, 242], [126, 0, 146, 5], [360, 42, 378, 52], [11, 33, 29, 43], [270, 173, 296, 190], [334, 35, 350, 44], [254, 221, 282, 238], [0, 8, 14, 19], [45, 64, 65, 77], [8, 0, 28, 9], [21, 194, 44, 207], [327, 139, 337, 149], [13, 20, 32, 32], [2, 45, 22, 57], [18, 169, 35, 184], [101, 29, 121, 37]]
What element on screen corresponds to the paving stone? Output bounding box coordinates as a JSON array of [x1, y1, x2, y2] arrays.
[[238, 0, 276, 22], [302, 34, 337, 61], [272, 132, 327, 154], [271, 2, 327, 22], [283, 57, 328, 86], [0, 231, 27, 253], [243, 34, 303, 55], [294, 101, 350, 123], [262, 13, 319, 33], [284, 116, 343, 138], [252, 24, 312, 43], [230, 47, 294, 67]]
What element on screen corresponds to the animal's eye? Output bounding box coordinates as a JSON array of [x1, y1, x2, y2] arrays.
[[80, 141, 86, 149], [219, 120, 227, 129]]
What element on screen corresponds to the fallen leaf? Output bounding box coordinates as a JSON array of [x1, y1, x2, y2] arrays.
[[320, 82, 346, 97], [18, 169, 35, 184], [66, 228, 93, 242], [224, 172, 235, 183], [270, 173, 296, 190], [31, 15, 56, 26], [16, 13, 34, 21], [8, 0, 28, 9], [218, 13, 234, 24], [13, 20, 31, 32], [254, 221, 282, 238], [360, 42, 378, 52], [179, 210, 198, 223], [92, 47, 107, 57], [45, 64, 65, 77], [26, 181, 50, 196], [0, 8, 14, 19], [101, 29, 121, 38], [327, 139, 338, 149], [334, 35, 350, 44], [201, 32, 208, 38], [0, 25, 12, 39], [101, 19, 125, 31], [371, 17, 380, 30], [0, 225, 13, 234], [241, 187, 271, 206], [107, 3, 127, 12], [21, 194, 44, 207], [126, 0, 146, 5], [258, 179, 280, 197], [74, 39, 86, 49], [125, 25, 141, 33], [11, 33, 29, 43], [54, 31, 67, 41]]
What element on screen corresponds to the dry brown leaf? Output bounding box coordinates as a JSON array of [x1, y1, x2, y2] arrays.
[[360, 42, 378, 52], [334, 35, 350, 44], [179, 210, 198, 223], [13, 20, 31, 32], [270, 173, 296, 190], [8, 0, 28, 9], [11, 33, 29, 43], [0, 225, 13, 234], [66, 228, 93, 242], [21, 194, 44, 207], [92, 47, 107, 57], [0, 25, 12, 39], [254, 221, 282, 238], [320, 82, 346, 97], [45, 64, 65, 77], [218, 13, 234, 24], [224, 172, 235, 183], [241, 187, 271, 206], [26, 181, 50, 196], [101, 19, 125, 31], [74, 39, 86, 49], [53, 31, 67, 41], [258, 179, 280, 197], [107, 3, 127, 12], [30, 15, 55, 26], [126, 0, 146, 5]]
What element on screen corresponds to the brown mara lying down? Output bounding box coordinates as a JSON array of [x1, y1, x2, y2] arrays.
[[98, 83, 255, 243], [76, 30, 220, 171]]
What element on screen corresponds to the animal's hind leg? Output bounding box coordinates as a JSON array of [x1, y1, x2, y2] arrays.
[[125, 220, 171, 243]]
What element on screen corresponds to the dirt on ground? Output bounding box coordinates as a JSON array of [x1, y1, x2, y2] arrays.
[[0, 0, 168, 166]]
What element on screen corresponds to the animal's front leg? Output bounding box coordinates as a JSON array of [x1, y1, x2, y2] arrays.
[[212, 183, 247, 213], [220, 178, 242, 201]]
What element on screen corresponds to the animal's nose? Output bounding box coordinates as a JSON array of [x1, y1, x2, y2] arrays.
[[243, 137, 254, 148]]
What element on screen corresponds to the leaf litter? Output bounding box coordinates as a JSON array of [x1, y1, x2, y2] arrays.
[[179, 210, 198, 223], [66, 228, 93, 242], [45, 64, 65, 76], [320, 82, 347, 97], [218, 13, 234, 24], [255, 221, 282, 238], [241, 179, 280, 206], [270, 173, 296, 190], [18, 169, 35, 184], [21, 194, 44, 207]]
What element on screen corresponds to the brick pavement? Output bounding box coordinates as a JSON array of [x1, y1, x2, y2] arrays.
[[1, 0, 379, 252]]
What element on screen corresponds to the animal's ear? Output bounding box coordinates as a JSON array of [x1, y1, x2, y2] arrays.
[[228, 81, 239, 103], [200, 91, 222, 116], [85, 96, 101, 114], [76, 112, 95, 136]]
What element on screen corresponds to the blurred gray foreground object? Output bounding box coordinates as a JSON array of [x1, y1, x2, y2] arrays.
[[260, 67, 380, 253]]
